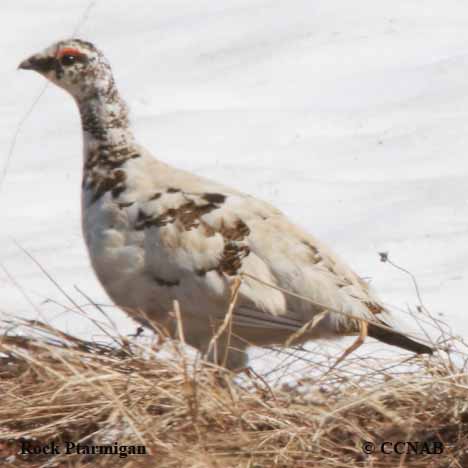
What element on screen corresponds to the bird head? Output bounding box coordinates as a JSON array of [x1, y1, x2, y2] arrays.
[[18, 39, 114, 101]]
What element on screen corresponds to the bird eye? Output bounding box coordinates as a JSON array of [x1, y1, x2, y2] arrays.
[[61, 54, 77, 66]]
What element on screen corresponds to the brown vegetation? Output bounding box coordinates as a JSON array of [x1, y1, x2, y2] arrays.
[[0, 307, 467, 468]]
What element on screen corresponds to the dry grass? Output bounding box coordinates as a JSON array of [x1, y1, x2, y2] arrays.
[[0, 310, 467, 468]]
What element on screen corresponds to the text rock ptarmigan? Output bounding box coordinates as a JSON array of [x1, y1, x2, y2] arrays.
[[19, 39, 433, 370]]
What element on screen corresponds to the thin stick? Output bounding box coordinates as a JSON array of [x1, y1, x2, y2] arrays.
[[206, 276, 242, 366], [174, 300, 185, 345]]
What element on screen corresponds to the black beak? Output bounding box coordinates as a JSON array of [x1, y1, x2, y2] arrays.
[[18, 55, 55, 73], [18, 57, 35, 70]]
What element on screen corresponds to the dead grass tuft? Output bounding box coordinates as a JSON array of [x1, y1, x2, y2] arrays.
[[0, 311, 467, 468]]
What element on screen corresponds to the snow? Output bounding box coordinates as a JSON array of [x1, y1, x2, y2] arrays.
[[1, 1, 467, 362]]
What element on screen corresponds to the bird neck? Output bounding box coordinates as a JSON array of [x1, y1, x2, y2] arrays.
[[77, 87, 143, 196], [77, 85, 135, 157]]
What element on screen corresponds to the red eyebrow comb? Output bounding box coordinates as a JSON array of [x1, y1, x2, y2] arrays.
[[58, 47, 83, 58]]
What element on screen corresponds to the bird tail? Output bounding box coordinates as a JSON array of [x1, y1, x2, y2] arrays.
[[367, 323, 434, 354]]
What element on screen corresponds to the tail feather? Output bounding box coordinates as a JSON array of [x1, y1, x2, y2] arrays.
[[368, 323, 434, 355]]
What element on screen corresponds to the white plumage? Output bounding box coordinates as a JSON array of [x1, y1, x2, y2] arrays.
[[19, 39, 433, 370]]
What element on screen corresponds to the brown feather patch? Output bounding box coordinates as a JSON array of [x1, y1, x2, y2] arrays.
[[137, 201, 219, 230], [135, 191, 251, 276], [219, 219, 250, 241], [364, 301, 385, 315], [83, 144, 141, 203], [219, 242, 250, 276], [87, 169, 127, 203]]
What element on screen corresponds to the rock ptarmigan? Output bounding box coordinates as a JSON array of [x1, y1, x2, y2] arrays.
[[19, 39, 433, 370]]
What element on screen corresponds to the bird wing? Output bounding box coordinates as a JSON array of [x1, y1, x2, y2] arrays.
[[124, 163, 386, 339]]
